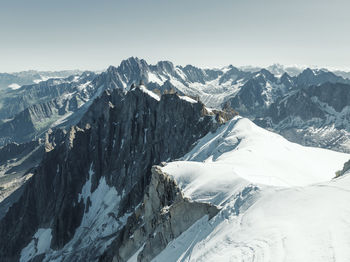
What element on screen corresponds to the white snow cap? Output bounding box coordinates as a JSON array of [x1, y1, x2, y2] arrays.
[[153, 117, 350, 262]]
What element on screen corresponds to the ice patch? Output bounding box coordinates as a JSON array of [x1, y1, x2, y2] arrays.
[[147, 72, 165, 85], [20, 228, 52, 262], [78, 163, 93, 204], [179, 95, 197, 104], [139, 85, 160, 101], [8, 83, 21, 90], [40, 165, 130, 261], [77, 80, 92, 91]]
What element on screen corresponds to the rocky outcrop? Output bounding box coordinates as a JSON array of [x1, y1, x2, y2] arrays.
[[99, 166, 219, 262], [335, 159, 350, 178]]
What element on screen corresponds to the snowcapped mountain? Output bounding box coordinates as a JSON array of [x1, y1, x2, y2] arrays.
[[0, 72, 99, 146], [152, 117, 350, 262], [1, 83, 348, 262], [1, 57, 350, 150], [0, 70, 84, 90], [0, 84, 230, 262], [256, 81, 350, 152], [1, 58, 350, 262], [241, 64, 305, 77]]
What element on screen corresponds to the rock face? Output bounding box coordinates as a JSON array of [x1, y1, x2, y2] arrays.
[[294, 68, 350, 87], [269, 82, 350, 123], [0, 94, 88, 146], [0, 72, 97, 146], [336, 159, 350, 177], [0, 85, 228, 262], [99, 166, 219, 262], [221, 68, 350, 118], [0, 72, 96, 120], [224, 70, 282, 117], [0, 140, 44, 220], [257, 82, 350, 152]]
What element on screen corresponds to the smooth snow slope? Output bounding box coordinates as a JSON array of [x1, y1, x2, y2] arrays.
[[152, 117, 350, 262], [172, 116, 349, 189]]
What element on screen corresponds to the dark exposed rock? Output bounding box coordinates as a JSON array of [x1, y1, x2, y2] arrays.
[[99, 166, 219, 262], [254, 82, 350, 152], [177, 65, 222, 84], [0, 72, 96, 121], [0, 141, 39, 165], [0, 85, 228, 262], [295, 68, 350, 88], [335, 159, 350, 178], [0, 95, 87, 146], [0, 140, 44, 220], [267, 82, 350, 125]]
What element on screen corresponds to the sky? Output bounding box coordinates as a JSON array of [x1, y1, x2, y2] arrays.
[[1, 0, 349, 72]]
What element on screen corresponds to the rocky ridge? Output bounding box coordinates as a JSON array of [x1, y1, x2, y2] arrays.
[[0, 84, 231, 262]]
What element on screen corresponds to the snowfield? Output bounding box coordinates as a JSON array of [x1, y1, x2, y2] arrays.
[[153, 117, 350, 262]]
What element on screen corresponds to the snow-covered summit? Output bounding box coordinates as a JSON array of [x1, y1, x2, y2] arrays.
[[154, 117, 350, 262], [165, 117, 349, 191]]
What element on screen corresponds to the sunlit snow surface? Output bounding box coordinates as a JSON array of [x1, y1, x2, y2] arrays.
[[153, 117, 350, 262], [20, 228, 52, 262], [139, 85, 160, 101], [8, 83, 21, 89]]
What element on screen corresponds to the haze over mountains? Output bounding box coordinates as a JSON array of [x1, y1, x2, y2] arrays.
[[1, 57, 350, 262]]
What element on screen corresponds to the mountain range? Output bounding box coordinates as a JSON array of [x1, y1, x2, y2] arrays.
[[1, 58, 350, 262], [1, 57, 350, 152]]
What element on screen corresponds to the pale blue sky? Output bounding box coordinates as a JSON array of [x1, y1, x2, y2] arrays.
[[1, 0, 349, 71]]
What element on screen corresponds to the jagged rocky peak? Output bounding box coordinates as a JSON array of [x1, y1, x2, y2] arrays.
[[0, 82, 232, 262], [296, 68, 316, 84], [154, 60, 176, 76], [119, 57, 150, 79], [177, 64, 208, 84], [218, 65, 247, 85], [268, 81, 350, 124], [255, 68, 276, 81], [100, 166, 219, 262], [119, 57, 149, 70], [280, 72, 293, 82], [295, 67, 350, 87], [106, 65, 118, 74], [97, 57, 151, 90]]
